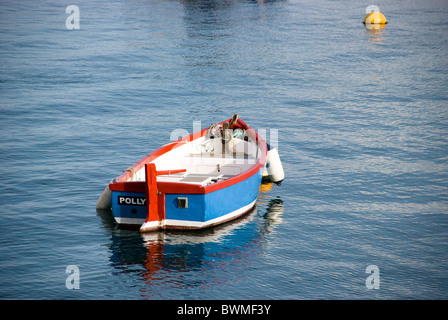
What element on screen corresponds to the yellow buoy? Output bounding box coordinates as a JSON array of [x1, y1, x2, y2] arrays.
[[363, 11, 387, 24]]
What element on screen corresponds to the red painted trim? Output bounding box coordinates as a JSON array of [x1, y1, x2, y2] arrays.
[[145, 163, 159, 223], [109, 181, 145, 192], [156, 169, 186, 176], [158, 193, 166, 221], [159, 182, 205, 194], [109, 118, 267, 195], [109, 180, 205, 194]]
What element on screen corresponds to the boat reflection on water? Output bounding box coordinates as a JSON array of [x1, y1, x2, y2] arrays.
[[99, 182, 283, 297]]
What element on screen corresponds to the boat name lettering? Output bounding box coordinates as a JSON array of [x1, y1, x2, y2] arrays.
[[118, 196, 146, 206]]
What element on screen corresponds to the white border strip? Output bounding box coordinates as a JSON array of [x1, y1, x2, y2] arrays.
[[115, 217, 145, 225], [164, 199, 257, 229], [140, 220, 160, 232], [118, 199, 257, 231]]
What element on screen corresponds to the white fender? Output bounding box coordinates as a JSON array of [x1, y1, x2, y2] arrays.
[[266, 147, 284, 185], [96, 183, 112, 209]]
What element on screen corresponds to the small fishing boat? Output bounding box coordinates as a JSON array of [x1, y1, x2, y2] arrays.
[[96, 114, 284, 232]]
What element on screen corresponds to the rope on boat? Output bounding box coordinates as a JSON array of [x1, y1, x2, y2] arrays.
[[124, 166, 135, 181], [197, 139, 215, 153]]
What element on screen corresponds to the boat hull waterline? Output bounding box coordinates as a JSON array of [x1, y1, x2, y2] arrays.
[[97, 115, 284, 232]]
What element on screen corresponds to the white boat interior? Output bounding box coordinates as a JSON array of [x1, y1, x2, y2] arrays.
[[130, 135, 263, 186]]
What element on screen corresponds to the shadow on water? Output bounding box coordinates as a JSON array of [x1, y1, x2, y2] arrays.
[[97, 183, 283, 298]]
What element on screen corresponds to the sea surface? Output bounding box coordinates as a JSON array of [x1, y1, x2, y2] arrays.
[[1, 0, 448, 300]]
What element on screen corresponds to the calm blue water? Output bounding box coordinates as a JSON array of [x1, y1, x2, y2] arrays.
[[1, 0, 448, 300]]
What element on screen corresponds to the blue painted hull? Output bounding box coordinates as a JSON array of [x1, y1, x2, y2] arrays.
[[111, 167, 263, 229]]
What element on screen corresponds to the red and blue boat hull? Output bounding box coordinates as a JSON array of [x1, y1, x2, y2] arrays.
[[111, 166, 263, 229], [107, 117, 268, 232]]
